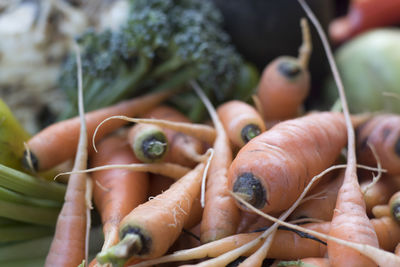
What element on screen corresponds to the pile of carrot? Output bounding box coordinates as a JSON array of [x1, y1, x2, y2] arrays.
[[6, 1, 400, 267]]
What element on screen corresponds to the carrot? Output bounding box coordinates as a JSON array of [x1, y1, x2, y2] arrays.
[[96, 152, 211, 267], [329, 0, 400, 43], [127, 123, 168, 163], [289, 170, 344, 222], [298, 1, 380, 266], [191, 81, 241, 243], [356, 114, 400, 175], [23, 89, 175, 172], [228, 111, 347, 214], [90, 135, 149, 251], [233, 192, 400, 267], [144, 105, 205, 167], [45, 45, 90, 267], [371, 204, 391, 218], [216, 100, 266, 148], [361, 175, 400, 216], [256, 18, 311, 121], [148, 174, 203, 230]]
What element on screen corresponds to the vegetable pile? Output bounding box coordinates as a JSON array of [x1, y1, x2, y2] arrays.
[[2, 0, 400, 267]]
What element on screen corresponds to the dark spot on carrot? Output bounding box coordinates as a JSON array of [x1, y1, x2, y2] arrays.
[[277, 60, 301, 79], [22, 150, 39, 172], [391, 202, 400, 222], [233, 172, 266, 209], [120, 226, 152, 256], [241, 124, 262, 143], [395, 138, 400, 157], [142, 135, 167, 161], [359, 137, 368, 151]]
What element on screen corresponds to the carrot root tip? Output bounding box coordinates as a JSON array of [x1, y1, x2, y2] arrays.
[[232, 173, 266, 209], [241, 124, 262, 144]]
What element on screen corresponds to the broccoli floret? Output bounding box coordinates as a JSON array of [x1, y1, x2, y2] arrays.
[[58, 0, 258, 121]]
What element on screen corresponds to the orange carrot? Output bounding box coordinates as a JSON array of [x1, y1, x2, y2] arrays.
[[289, 170, 344, 222], [148, 174, 203, 230], [371, 204, 391, 218], [96, 154, 210, 266], [127, 123, 168, 163], [356, 114, 400, 175], [191, 81, 241, 243], [297, 2, 381, 266], [144, 105, 205, 167], [256, 18, 311, 121], [90, 135, 149, 251], [228, 112, 347, 214], [23, 89, 174, 171], [361, 175, 400, 216], [45, 46, 89, 267], [217, 100, 266, 148]]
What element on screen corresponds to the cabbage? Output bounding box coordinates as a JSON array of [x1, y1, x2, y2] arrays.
[[324, 29, 400, 113]]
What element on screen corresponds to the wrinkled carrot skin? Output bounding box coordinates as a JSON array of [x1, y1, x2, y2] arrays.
[[329, 0, 400, 43], [118, 162, 206, 259], [356, 114, 400, 175], [328, 173, 379, 267], [217, 100, 266, 148], [289, 170, 344, 222], [144, 105, 204, 167], [90, 135, 149, 251], [257, 56, 310, 121], [25, 90, 172, 171], [228, 112, 347, 214]]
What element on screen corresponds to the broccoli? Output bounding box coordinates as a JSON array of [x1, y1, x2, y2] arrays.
[[58, 0, 258, 121]]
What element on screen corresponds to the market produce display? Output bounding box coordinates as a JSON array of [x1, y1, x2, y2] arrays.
[[1, 0, 400, 266]]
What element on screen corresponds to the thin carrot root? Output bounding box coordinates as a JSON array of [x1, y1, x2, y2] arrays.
[[93, 116, 216, 152], [54, 162, 191, 181], [298, 18, 312, 69]]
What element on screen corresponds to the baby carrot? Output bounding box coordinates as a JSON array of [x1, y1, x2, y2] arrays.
[[217, 100, 266, 148], [23, 89, 174, 172], [45, 46, 90, 267], [90, 135, 149, 251], [144, 105, 205, 167], [96, 154, 210, 266], [127, 123, 168, 163], [256, 18, 311, 121]]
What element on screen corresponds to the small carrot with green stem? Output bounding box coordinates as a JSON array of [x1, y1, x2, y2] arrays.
[[89, 134, 150, 252], [127, 123, 169, 163], [96, 149, 213, 267], [144, 105, 205, 167], [45, 44, 91, 267]]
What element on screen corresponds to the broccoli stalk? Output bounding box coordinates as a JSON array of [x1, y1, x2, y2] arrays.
[[58, 0, 258, 121]]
